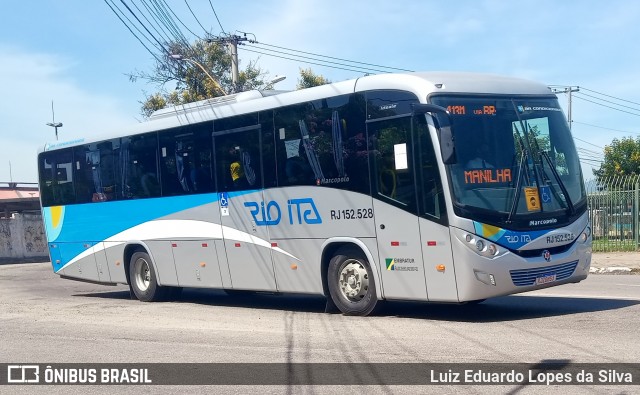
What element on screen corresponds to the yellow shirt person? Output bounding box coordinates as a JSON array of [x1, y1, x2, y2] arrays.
[[230, 160, 244, 186]]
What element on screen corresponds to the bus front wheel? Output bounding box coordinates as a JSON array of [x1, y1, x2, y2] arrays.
[[129, 251, 167, 302], [327, 247, 378, 316]]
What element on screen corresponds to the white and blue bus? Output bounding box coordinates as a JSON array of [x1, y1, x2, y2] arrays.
[[38, 72, 592, 316]]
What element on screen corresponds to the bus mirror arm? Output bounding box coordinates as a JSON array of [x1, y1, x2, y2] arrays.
[[411, 104, 457, 165]]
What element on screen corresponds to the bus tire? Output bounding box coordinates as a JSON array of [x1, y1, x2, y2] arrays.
[[327, 247, 378, 316], [129, 251, 167, 302]]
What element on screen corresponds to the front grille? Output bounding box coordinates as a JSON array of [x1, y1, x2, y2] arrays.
[[509, 241, 575, 258], [509, 260, 578, 286]]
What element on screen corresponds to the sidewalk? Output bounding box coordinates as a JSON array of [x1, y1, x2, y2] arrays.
[[590, 252, 640, 274]]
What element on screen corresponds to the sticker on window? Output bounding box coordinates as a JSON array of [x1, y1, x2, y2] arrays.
[[394, 143, 408, 170], [524, 187, 541, 212]]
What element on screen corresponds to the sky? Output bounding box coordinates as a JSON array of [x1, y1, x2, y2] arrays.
[[2, 0, 640, 183]]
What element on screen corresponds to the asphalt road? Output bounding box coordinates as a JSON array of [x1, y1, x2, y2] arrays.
[[1, 262, 638, 394]]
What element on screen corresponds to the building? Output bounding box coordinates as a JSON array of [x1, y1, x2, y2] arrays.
[[0, 182, 48, 262]]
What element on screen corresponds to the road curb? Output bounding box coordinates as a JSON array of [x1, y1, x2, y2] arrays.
[[589, 266, 640, 275]]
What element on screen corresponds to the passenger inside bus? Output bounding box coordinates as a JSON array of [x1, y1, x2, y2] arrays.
[[228, 146, 245, 188]]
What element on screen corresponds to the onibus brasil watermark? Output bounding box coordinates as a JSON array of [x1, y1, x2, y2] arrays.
[[2, 363, 637, 385]]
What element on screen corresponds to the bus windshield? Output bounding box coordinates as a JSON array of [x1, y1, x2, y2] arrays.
[[431, 96, 586, 228]]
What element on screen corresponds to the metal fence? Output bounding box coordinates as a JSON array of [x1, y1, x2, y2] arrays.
[[586, 175, 640, 252]]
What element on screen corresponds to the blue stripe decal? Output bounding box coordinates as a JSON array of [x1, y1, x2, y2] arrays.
[[46, 190, 258, 244], [45, 190, 261, 270], [473, 221, 551, 249]]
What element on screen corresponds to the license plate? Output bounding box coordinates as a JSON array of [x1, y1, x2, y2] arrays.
[[535, 273, 557, 285]]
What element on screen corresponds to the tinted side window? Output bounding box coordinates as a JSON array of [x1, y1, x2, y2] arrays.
[[369, 116, 417, 212], [74, 140, 120, 204], [214, 115, 262, 192], [274, 103, 317, 187], [260, 111, 277, 188], [39, 149, 75, 207], [159, 122, 214, 196], [415, 117, 447, 223], [121, 133, 160, 199], [274, 94, 369, 194]]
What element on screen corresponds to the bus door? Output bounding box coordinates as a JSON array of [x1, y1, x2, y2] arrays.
[[368, 116, 428, 301], [213, 125, 278, 291], [414, 115, 458, 302]]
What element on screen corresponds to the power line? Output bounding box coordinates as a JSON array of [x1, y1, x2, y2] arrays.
[[573, 135, 604, 149], [579, 158, 603, 164], [240, 47, 373, 74], [244, 43, 393, 74], [576, 145, 604, 157], [253, 41, 414, 73], [104, 0, 163, 62], [580, 86, 640, 107], [139, 0, 181, 44], [208, 0, 226, 34], [572, 94, 640, 118], [137, 0, 188, 47], [572, 120, 640, 136], [183, 0, 208, 38], [579, 160, 603, 168], [109, 1, 415, 77], [575, 91, 640, 113], [576, 150, 604, 162], [577, 152, 604, 162], [130, 0, 173, 44], [118, 0, 171, 55], [152, 0, 189, 44], [160, 0, 204, 40], [576, 146, 604, 157]]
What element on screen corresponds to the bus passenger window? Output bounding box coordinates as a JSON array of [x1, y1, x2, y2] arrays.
[[214, 128, 261, 192], [284, 140, 313, 184], [121, 134, 160, 199], [39, 149, 75, 206]]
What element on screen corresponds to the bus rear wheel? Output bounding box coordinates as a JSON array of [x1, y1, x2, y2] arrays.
[[327, 247, 378, 316], [129, 251, 168, 302]]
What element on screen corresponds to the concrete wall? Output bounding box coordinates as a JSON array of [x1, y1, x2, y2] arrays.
[[0, 213, 49, 262]]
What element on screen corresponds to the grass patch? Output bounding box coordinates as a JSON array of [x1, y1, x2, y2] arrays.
[[592, 238, 638, 252]]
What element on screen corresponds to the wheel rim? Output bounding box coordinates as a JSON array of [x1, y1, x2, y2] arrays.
[[134, 257, 151, 292], [338, 259, 369, 302]]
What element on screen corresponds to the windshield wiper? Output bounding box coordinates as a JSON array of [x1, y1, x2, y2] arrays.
[[526, 122, 575, 216], [539, 150, 575, 215], [510, 102, 575, 220], [507, 146, 527, 224], [507, 118, 532, 223]]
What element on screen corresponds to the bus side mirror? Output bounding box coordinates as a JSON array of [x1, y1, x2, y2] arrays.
[[439, 124, 456, 165], [412, 104, 457, 165]]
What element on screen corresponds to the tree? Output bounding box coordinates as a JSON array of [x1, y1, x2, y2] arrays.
[[297, 68, 331, 89], [132, 39, 267, 117], [593, 136, 640, 179]]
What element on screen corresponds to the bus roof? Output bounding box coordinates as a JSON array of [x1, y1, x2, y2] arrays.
[[39, 71, 553, 152]]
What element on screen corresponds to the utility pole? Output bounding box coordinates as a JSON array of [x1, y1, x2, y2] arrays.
[[551, 86, 580, 130], [207, 34, 250, 93]]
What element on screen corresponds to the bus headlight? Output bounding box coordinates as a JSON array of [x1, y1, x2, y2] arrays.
[[456, 230, 503, 259]]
